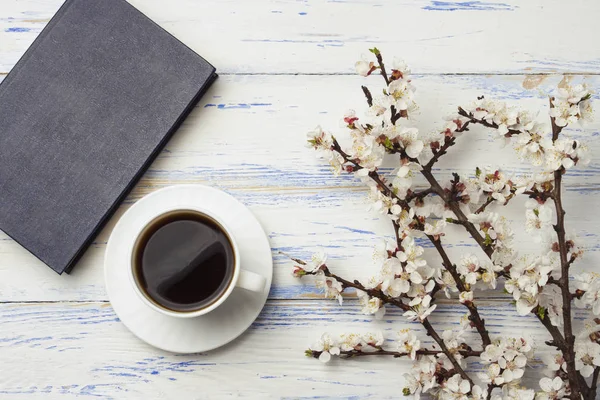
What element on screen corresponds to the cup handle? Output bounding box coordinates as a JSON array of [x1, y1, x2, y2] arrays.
[[236, 269, 266, 293]]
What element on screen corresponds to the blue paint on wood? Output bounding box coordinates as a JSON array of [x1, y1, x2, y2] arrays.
[[423, 1, 515, 11], [332, 225, 375, 235], [204, 102, 272, 109], [298, 12, 307, 15], [4, 27, 31, 32]]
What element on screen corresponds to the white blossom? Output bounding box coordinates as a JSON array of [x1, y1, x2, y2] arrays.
[[373, 238, 397, 263], [436, 269, 458, 298], [525, 200, 553, 236], [338, 333, 362, 351], [536, 376, 566, 400], [543, 351, 566, 373], [355, 59, 375, 77], [356, 289, 385, 319], [362, 331, 384, 347], [514, 124, 552, 167], [403, 295, 437, 322], [480, 337, 533, 386], [310, 333, 340, 363], [457, 254, 482, 285], [504, 256, 554, 316], [459, 291, 473, 304], [397, 329, 421, 360], [440, 374, 471, 400], [467, 167, 513, 204], [573, 273, 600, 314], [479, 363, 504, 386], [442, 329, 465, 351], [403, 356, 438, 398], [350, 134, 385, 173], [424, 219, 446, 239], [387, 78, 416, 112], [306, 126, 333, 152], [574, 340, 600, 377], [497, 383, 535, 400], [538, 285, 564, 327], [315, 271, 344, 305]]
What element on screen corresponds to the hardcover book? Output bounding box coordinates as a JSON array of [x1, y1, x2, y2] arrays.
[[0, 0, 217, 274]]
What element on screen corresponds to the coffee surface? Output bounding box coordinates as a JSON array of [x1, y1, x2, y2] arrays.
[[134, 211, 234, 312]]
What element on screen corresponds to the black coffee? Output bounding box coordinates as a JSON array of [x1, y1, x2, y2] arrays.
[[133, 210, 235, 312]]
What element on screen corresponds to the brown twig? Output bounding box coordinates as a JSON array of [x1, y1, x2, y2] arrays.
[[475, 197, 495, 215], [549, 97, 586, 400], [428, 235, 491, 347], [361, 85, 373, 107], [316, 266, 409, 311], [457, 107, 522, 137], [307, 348, 482, 359], [421, 168, 494, 258], [373, 51, 390, 86], [301, 265, 473, 387]]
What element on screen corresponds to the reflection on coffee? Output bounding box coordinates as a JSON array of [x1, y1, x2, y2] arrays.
[[133, 210, 235, 312]]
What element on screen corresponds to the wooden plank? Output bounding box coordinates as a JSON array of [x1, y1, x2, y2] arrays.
[[0, 299, 567, 398], [0, 73, 597, 301], [0, 0, 599, 75]]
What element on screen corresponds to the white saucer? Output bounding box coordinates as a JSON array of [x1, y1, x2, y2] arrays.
[[104, 185, 273, 353]]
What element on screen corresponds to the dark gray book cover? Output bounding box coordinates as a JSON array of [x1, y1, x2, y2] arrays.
[[0, 0, 217, 274]]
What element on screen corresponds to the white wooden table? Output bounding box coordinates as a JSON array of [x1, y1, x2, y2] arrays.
[[1, 1, 599, 398]]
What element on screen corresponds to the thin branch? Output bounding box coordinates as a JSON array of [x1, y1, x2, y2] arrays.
[[429, 235, 491, 347], [425, 136, 456, 169], [421, 318, 473, 386], [405, 187, 434, 203], [318, 266, 408, 311], [361, 85, 373, 107], [421, 168, 494, 258], [475, 197, 495, 215], [549, 97, 585, 399], [457, 107, 522, 137], [300, 264, 474, 388], [374, 51, 390, 86], [307, 348, 482, 360]]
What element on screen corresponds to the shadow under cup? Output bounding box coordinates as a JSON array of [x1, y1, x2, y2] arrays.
[[131, 209, 236, 314]]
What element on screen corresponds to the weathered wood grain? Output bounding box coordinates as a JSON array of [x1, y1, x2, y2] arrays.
[[0, 74, 597, 302], [0, 0, 599, 75], [1, 1, 599, 397], [1, 299, 576, 399]]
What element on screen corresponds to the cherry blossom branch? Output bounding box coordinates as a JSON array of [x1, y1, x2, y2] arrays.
[[474, 197, 495, 215], [421, 318, 474, 385], [371, 48, 390, 85], [317, 265, 409, 311], [356, 67, 494, 351], [361, 86, 373, 107], [457, 107, 522, 137], [549, 98, 585, 400], [304, 51, 599, 399], [429, 235, 492, 347], [307, 348, 482, 359], [297, 263, 474, 386], [421, 168, 494, 258], [336, 143, 493, 350]]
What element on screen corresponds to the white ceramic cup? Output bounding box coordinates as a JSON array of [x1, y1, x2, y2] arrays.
[[127, 206, 266, 318]]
